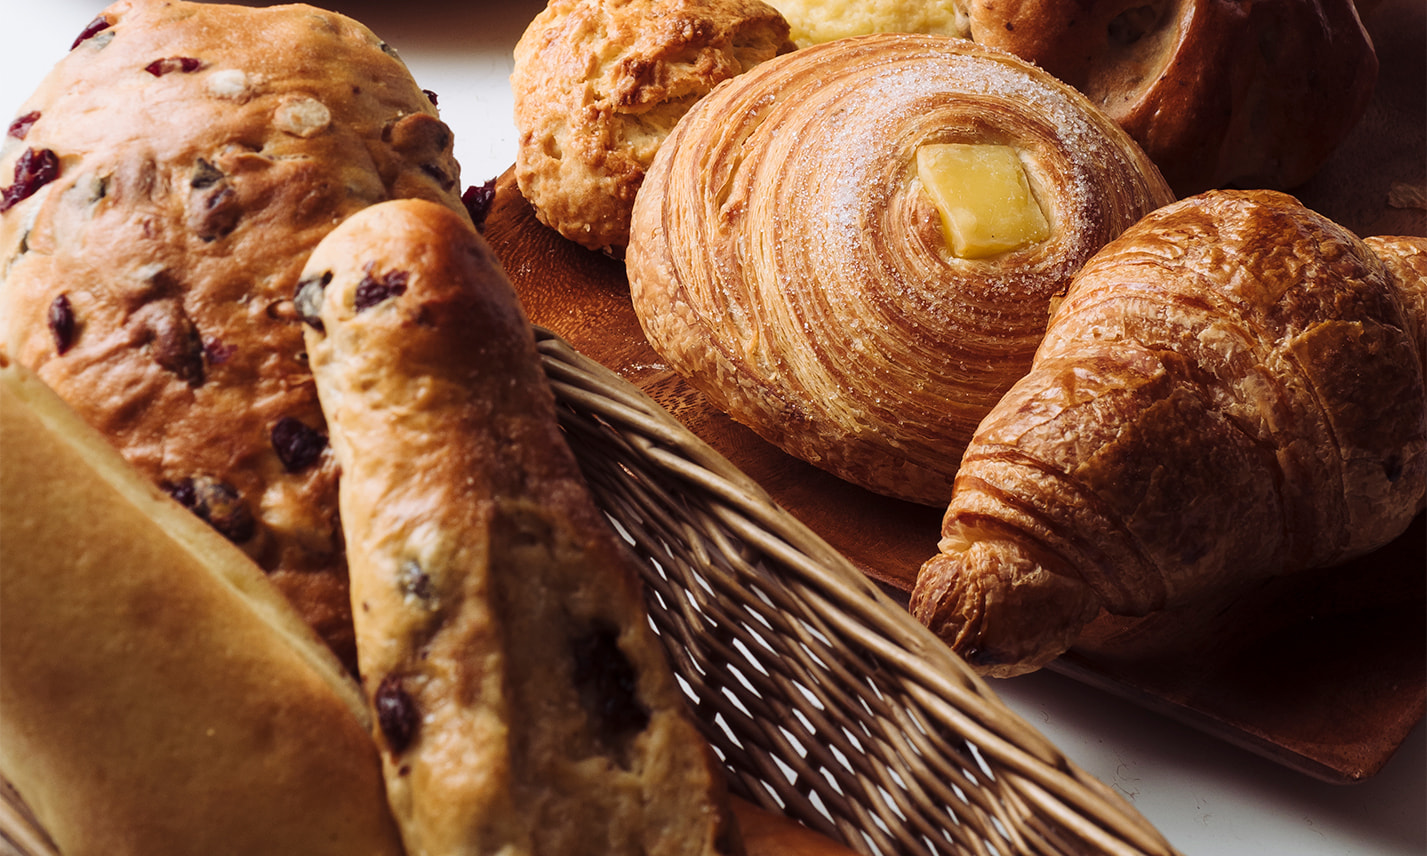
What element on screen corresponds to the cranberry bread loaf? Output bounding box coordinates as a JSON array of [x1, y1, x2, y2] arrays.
[[299, 199, 739, 856], [0, 0, 472, 671]]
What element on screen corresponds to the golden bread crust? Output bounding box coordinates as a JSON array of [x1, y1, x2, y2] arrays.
[[512, 0, 794, 255], [300, 199, 737, 856], [0, 0, 472, 670], [911, 190, 1427, 676], [0, 352, 403, 856], [1364, 234, 1427, 375]]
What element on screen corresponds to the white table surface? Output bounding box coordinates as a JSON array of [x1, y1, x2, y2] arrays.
[[3, 2, 1423, 854]]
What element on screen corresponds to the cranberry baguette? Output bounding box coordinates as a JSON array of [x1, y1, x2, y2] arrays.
[[299, 199, 738, 856]]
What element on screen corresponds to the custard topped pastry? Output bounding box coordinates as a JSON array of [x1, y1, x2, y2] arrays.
[[626, 34, 1174, 506]]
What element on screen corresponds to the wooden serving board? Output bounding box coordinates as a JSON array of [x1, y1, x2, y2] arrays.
[[482, 0, 1425, 784]]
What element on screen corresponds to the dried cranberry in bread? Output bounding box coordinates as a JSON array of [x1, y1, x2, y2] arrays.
[[0, 0, 472, 671], [299, 199, 738, 856]]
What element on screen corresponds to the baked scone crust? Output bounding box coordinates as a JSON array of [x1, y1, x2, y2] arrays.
[[910, 190, 1427, 676], [512, 0, 794, 255], [301, 199, 738, 856], [0, 0, 471, 670], [627, 34, 1174, 505]]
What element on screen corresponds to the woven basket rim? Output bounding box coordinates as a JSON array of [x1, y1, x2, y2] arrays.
[[532, 326, 1183, 856]]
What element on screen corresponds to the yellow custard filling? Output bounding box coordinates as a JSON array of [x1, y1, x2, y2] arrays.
[[916, 143, 1050, 259]]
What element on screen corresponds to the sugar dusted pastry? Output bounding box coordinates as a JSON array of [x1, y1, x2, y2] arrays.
[[512, 0, 794, 255], [910, 190, 1427, 677], [299, 199, 739, 856], [626, 34, 1174, 506]]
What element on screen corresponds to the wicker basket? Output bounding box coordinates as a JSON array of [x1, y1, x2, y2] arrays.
[[0, 329, 1182, 856], [533, 328, 1179, 856]]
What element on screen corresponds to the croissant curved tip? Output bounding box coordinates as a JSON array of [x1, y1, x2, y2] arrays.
[[910, 539, 1101, 678]]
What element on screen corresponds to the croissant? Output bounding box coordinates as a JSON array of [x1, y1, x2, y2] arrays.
[[627, 34, 1174, 505], [909, 190, 1427, 677]]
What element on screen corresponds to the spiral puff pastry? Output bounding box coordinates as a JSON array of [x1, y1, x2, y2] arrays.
[[910, 191, 1427, 677], [627, 34, 1174, 506]]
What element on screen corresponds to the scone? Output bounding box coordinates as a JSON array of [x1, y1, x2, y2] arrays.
[[512, 0, 795, 255], [0, 0, 472, 670], [299, 199, 739, 856], [627, 34, 1174, 506]]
